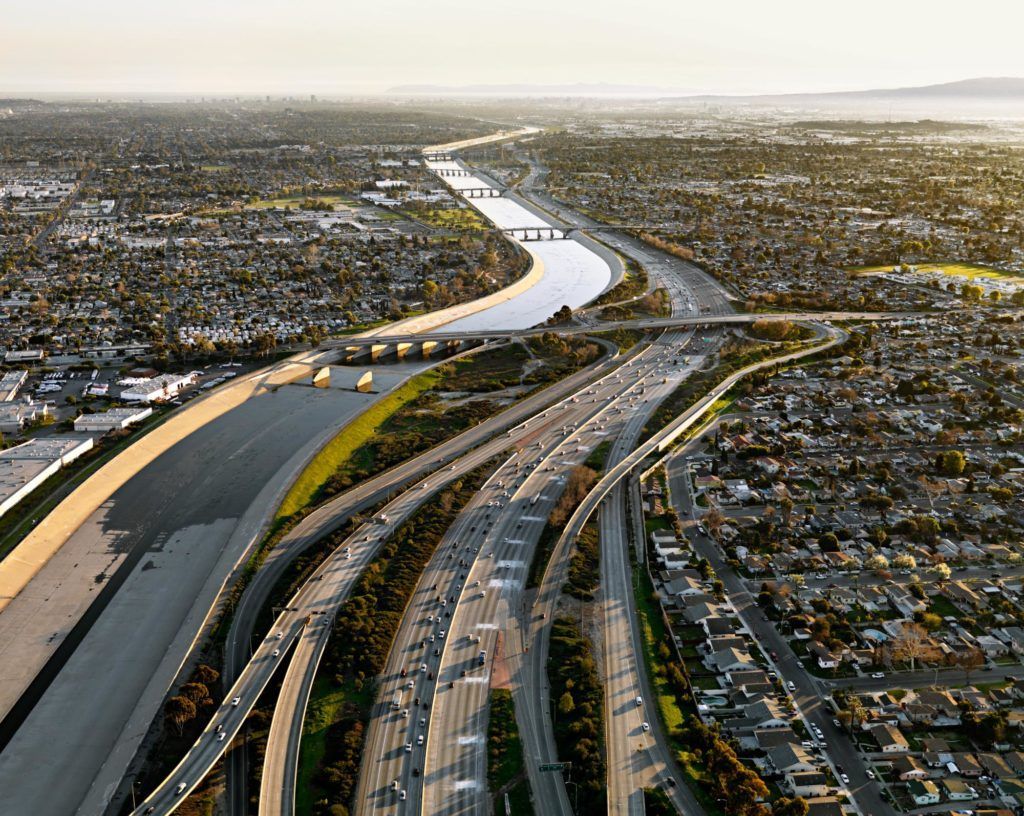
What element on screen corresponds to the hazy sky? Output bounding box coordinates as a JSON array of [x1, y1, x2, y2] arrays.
[[5, 0, 1024, 96]]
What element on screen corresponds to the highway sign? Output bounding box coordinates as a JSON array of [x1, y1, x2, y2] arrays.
[[539, 762, 571, 772]]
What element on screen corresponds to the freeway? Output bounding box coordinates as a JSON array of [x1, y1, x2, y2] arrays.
[[353, 314, 732, 816], [356, 348, 663, 816]]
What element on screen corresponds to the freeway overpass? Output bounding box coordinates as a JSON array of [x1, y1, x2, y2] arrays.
[[324, 309, 924, 361]]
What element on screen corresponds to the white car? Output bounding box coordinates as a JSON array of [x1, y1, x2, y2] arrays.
[[641, 722, 650, 732], [787, 681, 796, 692], [840, 773, 850, 785], [405, 742, 412, 753], [870, 672, 885, 679], [217, 732, 226, 742], [231, 697, 241, 706]]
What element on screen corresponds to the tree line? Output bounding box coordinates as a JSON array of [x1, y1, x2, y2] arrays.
[[548, 616, 606, 815]]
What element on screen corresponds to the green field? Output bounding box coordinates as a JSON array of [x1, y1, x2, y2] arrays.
[[852, 262, 1024, 285], [246, 193, 352, 210], [296, 677, 371, 815], [405, 206, 487, 231], [275, 368, 442, 520]]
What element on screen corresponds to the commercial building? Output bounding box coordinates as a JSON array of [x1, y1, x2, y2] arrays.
[[120, 373, 196, 403], [4, 350, 44, 365], [0, 437, 94, 519], [74, 406, 153, 433], [0, 370, 27, 402], [0, 400, 49, 435]]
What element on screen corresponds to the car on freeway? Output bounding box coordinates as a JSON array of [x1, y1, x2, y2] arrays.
[[866, 770, 876, 780], [870, 672, 885, 679], [840, 773, 850, 785], [400, 790, 407, 801], [405, 742, 412, 753], [641, 722, 650, 732], [635, 696, 643, 707], [176, 782, 188, 796], [272, 649, 280, 658], [417, 734, 424, 745], [231, 696, 241, 706], [217, 732, 226, 742], [787, 681, 796, 692]]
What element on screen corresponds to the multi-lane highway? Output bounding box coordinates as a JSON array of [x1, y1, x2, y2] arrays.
[[355, 342, 685, 815]]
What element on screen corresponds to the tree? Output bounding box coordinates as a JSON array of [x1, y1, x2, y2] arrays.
[[956, 648, 985, 684], [703, 506, 726, 540], [164, 695, 196, 735], [180, 682, 209, 703], [931, 563, 952, 584], [864, 554, 889, 572], [890, 623, 938, 671], [892, 554, 917, 570], [936, 450, 966, 477], [773, 797, 809, 816], [558, 691, 575, 715], [194, 664, 220, 686]]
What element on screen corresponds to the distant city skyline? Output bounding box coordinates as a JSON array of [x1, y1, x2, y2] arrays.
[[5, 0, 1024, 97]]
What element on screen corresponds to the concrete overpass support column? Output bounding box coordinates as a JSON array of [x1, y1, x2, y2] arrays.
[[370, 343, 387, 362], [355, 371, 373, 393], [312, 367, 331, 388], [420, 340, 439, 359], [396, 342, 413, 360]]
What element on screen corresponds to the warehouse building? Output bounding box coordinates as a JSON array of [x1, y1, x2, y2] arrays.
[[0, 400, 50, 435], [0, 370, 27, 402], [0, 437, 94, 519], [74, 406, 153, 433], [120, 373, 196, 403]]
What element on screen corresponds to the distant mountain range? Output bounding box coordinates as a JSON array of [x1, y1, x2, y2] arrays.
[[388, 77, 1024, 102], [676, 77, 1024, 103]]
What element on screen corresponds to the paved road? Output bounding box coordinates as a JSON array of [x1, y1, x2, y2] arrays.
[[254, 351, 640, 816], [356, 358, 664, 816], [218, 338, 628, 815], [326, 309, 912, 352]]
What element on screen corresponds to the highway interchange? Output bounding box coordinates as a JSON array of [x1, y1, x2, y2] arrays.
[[0, 127, 908, 816]]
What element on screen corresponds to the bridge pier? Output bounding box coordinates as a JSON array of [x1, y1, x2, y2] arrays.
[[355, 371, 373, 393], [396, 341, 413, 360], [420, 340, 439, 359], [312, 366, 331, 388]]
